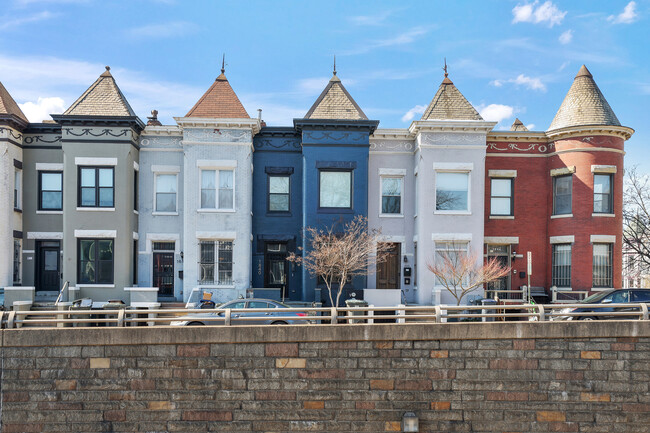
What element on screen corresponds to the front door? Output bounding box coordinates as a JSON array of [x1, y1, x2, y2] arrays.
[[153, 243, 175, 297], [36, 241, 61, 292], [377, 243, 400, 289], [486, 244, 511, 299], [265, 243, 288, 300]]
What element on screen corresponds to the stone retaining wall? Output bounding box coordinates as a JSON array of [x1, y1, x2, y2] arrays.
[[1, 321, 649, 432]]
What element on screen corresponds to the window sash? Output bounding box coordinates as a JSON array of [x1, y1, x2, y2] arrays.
[[268, 175, 290, 212], [155, 174, 177, 212], [436, 172, 469, 211], [593, 243, 613, 288], [593, 174, 613, 213], [201, 169, 234, 209], [78, 167, 114, 208], [490, 178, 513, 216], [39, 171, 63, 210], [552, 244, 571, 288], [381, 177, 402, 214], [14, 169, 21, 209], [319, 170, 352, 208], [199, 240, 233, 285], [553, 175, 572, 215], [78, 238, 114, 284], [434, 242, 469, 285]]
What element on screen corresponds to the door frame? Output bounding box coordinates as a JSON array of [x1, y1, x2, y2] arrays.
[[35, 240, 61, 293]]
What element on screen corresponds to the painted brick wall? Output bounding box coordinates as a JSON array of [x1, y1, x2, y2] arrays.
[[2, 322, 648, 432]]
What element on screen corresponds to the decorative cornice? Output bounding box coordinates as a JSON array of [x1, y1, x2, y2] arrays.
[[545, 125, 634, 141], [487, 142, 555, 154], [409, 120, 497, 135], [487, 131, 548, 142], [257, 127, 300, 138], [174, 117, 261, 134], [370, 140, 414, 152], [51, 114, 145, 133], [371, 129, 415, 140], [141, 125, 182, 136], [293, 118, 379, 133], [0, 114, 29, 131]]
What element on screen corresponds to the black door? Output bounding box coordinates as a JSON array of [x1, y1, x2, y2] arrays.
[[265, 243, 288, 300], [37, 241, 61, 292], [153, 252, 174, 297]]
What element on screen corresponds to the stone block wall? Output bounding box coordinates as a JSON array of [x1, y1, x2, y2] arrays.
[[1, 322, 649, 432]]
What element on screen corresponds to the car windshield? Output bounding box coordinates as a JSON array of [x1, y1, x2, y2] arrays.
[[581, 291, 612, 303]]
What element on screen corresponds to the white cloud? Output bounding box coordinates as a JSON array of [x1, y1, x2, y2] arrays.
[[297, 77, 331, 95], [18, 97, 66, 122], [526, 123, 536, 130], [512, 1, 567, 27], [341, 26, 431, 55], [489, 74, 546, 91], [401, 105, 426, 122], [608, 1, 638, 24], [559, 29, 573, 44], [126, 21, 198, 38], [478, 104, 515, 124], [348, 10, 394, 26], [0, 11, 56, 30]]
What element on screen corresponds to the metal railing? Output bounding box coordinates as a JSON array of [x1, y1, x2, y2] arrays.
[[1, 303, 648, 328]]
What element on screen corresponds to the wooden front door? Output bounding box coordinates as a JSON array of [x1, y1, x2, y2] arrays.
[[377, 243, 400, 289], [36, 241, 61, 292]]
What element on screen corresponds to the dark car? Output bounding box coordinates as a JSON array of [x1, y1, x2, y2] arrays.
[[170, 298, 310, 326], [550, 289, 650, 321]]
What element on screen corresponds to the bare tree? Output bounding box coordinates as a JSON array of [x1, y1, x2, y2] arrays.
[[288, 215, 392, 307], [427, 243, 510, 306], [623, 166, 650, 279]]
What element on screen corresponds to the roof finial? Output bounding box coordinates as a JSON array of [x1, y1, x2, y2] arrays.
[[105, 66, 110, 71], [333, 55, 337, 76], [443, 58, 448, 78], [221, 54, 225, 74]]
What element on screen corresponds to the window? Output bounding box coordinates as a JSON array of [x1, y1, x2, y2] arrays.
[[133, 240, 138, 286], [199, 240, 233, 285], [633, 291, 650, 302], [268, 175, 290, 212], [594, 174, 613, 214], [553, 175, 572, 215], [413, 242, 417, 287], [436, 172, 469, 211], [593, 243, 613, 288], [78, 239, 114, 284], [155, 173, 178, 213], [490, 178, 513, 216], [39, 171, 63, 210], [14, 169, 21, 210], [434, 241, 468, 285], [79, 167, 114, 207], [201, 169, 234, 210], [134, 170, 138, 211], [319, 171, 352, 208], [552, 244, 571, 288], [381, 177, 402, 214], [13, 239, 21, 284]]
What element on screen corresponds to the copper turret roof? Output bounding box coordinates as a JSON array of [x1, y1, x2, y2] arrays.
[[548, 65, 620, 131], [64, 66, 137, 117], [420, 74, 483, 121], [304, 72, 368, 120], [0, 81, 28, 123], [185, 68, 250, 118]]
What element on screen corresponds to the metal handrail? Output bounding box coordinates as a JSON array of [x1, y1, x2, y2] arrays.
[[54, 281, 69, 305]]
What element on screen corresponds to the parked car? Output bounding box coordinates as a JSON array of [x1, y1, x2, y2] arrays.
[[170, 298, 310, 326], [550, 289, 650, 321]]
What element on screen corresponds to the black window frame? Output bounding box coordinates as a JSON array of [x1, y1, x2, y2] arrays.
[[318, 169, 353, 210], [552, 243, 572, 288], [38, 170, 63, 211], [267, 174, 291, 213], [78, 166, 115, 208], [553, 174, 572, 215], [490, 177, 514, 216], [593, 173, 613, 214], [77, 238, 114, 284]]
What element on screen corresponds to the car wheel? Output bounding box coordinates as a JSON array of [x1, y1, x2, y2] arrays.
[[579, 316, 596, 321], [187, 321, 204, 326], [271, 321, 288, 325]]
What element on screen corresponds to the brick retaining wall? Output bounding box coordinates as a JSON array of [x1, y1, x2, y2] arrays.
[[1, 322, 649, 432]]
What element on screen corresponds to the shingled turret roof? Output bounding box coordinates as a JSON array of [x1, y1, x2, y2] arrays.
[[0, 81, 29, 123], [421, 75, 483, 121], [64, 66, 137, 117], [304, 72, 368, 120], [510, 118, 529, 131], [548, 65, 620, 131], [185, 69, 249, 118]]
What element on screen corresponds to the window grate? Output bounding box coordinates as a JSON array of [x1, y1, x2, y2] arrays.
[[552, 244, 571, 288], [593, 243, 613, 288], [153, 242, 175, 251]]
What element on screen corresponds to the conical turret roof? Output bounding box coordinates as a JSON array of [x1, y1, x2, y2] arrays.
[[548, 65, 620, 131], [304, 73, 368, 120], [510, 118, 528, 131], [186, 70, 249, 118], [64, 66, 137, 117], [421, 75, 482, 121], [0, 81, 28, 123]]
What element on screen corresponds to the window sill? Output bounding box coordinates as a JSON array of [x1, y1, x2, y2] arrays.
[[14, 208, 22, 213], [550, 214, 572, 219], [266, 212, 293, 217], [489, 215, 514, 220], [379, 214, 404, 218], [318, 208, 354, 214], [76, 207, 116, 212], [133, 210, 139, 215], [36, 210, 63, 215], [76, 284, 116, 288], [197, 209, 236, 213], [592, 213, 615, 218], [198, 285, 235, 289], [153, 212, 179, 216], [434, 210, 471, 216]]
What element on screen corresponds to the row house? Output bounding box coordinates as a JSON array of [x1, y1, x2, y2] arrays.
[[0, 63, 633, 306]]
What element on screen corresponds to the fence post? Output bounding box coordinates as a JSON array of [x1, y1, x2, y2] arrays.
[[330, 307, 338, 324], [434, 306, 442, 323], [397, 304, 406, 324], [537, 304, 545, 321], [7, 311, 16, 329], [224, 309, 231, 326], [117, 309, 126, 327], [640, 303, 648, 321], [367, 305, 374, 324]]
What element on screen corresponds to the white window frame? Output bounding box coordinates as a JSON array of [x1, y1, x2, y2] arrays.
[[197, 239, 234, 288], [379, 173, 404, 217], [433, 240, 470, 287], [198, 168, 236, 212], [14, 168, 21, 210], [153, 172, 179, 215], [434, 168, 471, 215]]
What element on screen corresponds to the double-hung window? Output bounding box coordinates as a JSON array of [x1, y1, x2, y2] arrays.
[[593, 174, 613, 214], [79, 167, 114, 207], [593, 243, 613, 288], [381, 176, 402, 214], [78, 238, 114, 284], [199, 240, 233, 285], [552, 244, 572, 288], [14, 168, 21, 210], [201, 169, 234, 210], [553, 174, 572, 215], [268, 175, 290, 212], [490, 178, 514, 216], [39, 171, 63, 211], [155, 173, 178, 213], [434, 241, 468, 285], [319, 170, 352, 208], [436, 172, 469, 212]]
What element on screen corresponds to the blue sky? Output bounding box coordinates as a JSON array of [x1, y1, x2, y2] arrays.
[[1, 0, 648, 168]]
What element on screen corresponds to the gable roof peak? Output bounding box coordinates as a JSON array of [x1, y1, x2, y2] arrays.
[[63, 66, 137, 117], [303, 70, 367, 120], [0, 81, 29, 125], [510, 118, 529, 131], [185, 70, 250, 119], [575, 64, 592, 79], [420, 73, 483, 121]]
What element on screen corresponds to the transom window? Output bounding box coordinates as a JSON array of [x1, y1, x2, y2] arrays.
[[552, 244, 571, 288], [201, 169, 234, 210], [490, 178, 513, 216], [593, 243, 613, 288], [79, 167, 114, 207], [268, 175, 290, 212], [553, 175, 572, 215], [436, 172, 469, 211], [199, 240, 233, 285], [319, 170, 352, 208], [381, 177, 402, 214], [155, 173, 178, 213], [39, 171, 63, 211], [593, 174, 613, 214], [78, 239, 114, 284]]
